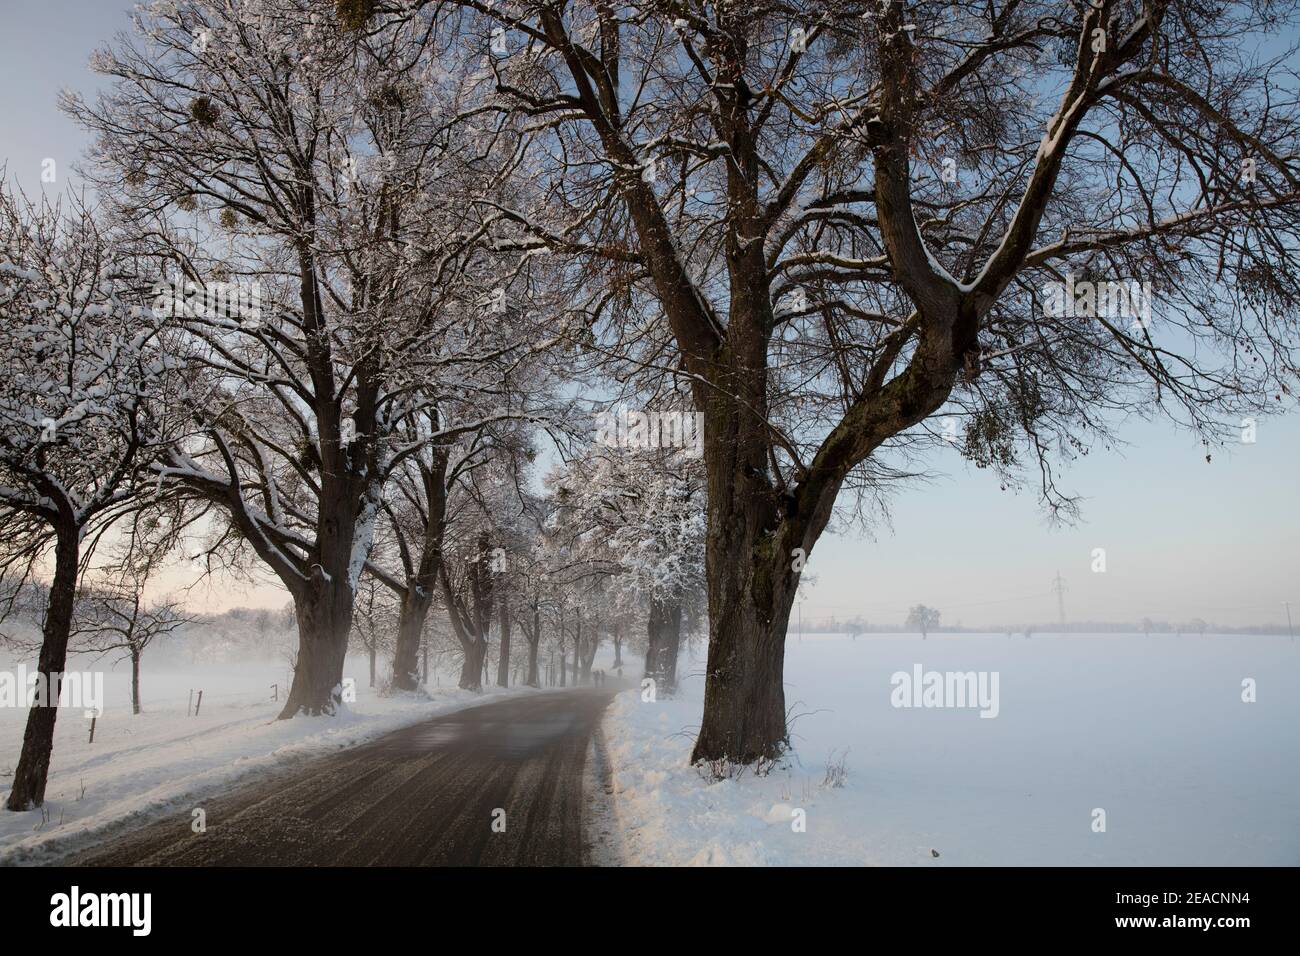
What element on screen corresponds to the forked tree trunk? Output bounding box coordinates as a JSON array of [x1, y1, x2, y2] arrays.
[[496, 598, 511, 688], [689, 379, 804, 765], [390, 447, 448, 692], [459, 638, 487, 691], [688, 347, 956, 765], [440, 530, 493, 693], [6, 523, 79, 810], [279, 570, 355, 718], [392, 588, 432, 691]]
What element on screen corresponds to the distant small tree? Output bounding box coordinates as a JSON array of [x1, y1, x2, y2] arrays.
[[77, 580, 189, 716], [350, 576, 396, 689], [252, 609, 273, 655], [906, 605, 941, 639]]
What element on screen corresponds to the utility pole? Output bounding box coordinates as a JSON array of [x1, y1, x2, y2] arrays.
[[1052, 571, 1067, 630], [1286, 601, 1294, 642]]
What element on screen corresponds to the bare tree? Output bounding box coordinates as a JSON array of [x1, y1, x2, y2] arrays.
[[905, 604, 941, 639], [370, 404, 554, 691], [77, 572, 191, 717], [428, 0, 1300, 764], [0, 190, 180, 809], [66, 1, 534, 716], [350, 574, 396, 689]]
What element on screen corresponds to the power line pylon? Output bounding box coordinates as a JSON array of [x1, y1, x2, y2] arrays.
[[1052, 571, 1067, 629]]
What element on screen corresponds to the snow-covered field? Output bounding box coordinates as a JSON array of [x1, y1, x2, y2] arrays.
[[603, 632, 1300, 866], [0, 650, 530, 864], [4, 633, 1294, 867]]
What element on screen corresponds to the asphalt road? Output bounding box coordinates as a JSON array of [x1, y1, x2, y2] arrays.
[[69, 688, 617, 867]]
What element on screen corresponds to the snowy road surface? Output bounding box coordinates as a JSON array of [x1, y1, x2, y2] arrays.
[[66, 689, 616, 866]]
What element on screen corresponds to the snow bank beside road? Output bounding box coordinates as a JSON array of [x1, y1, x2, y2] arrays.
[[0, 654, 530, 864], [603, 632, 1300, 866]]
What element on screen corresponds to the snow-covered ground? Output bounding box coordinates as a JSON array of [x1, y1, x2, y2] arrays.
[[0, 650, 531, 864], [603, 632, 1300, 866]]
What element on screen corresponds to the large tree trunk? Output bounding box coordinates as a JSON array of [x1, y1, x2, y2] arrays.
[[6, 523, 79, 810], [691, 554, 794, 766], [458, 638, 487, 691], [581, 621, 599, 683], [612, 623, 623, 668], [688, 348, 802, 765], [525, 608, 541, 688], [526, 643, 540, 687], [572, 612, 582, 686], [645, 598, 684, 695], [496, 598, 511, 688], [391, 589, 432, 691], [558, 651, 566, 687], [662, 603, 682, 692], [644, 606, 660, 682], [279, 569, 355, 718], [130, 649, 142, 716], [439, 530, 493, 693], [390, 446, 448, 691], [687, 336, 955, 765]]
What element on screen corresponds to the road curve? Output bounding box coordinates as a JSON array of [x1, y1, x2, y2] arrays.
[[69, 688, 616, 867]]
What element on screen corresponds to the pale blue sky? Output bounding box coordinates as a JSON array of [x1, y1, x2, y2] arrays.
[[1, 1, 1295, 627]]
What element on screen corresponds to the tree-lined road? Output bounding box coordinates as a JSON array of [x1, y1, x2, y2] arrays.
[[69, 689, 616, 867]]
